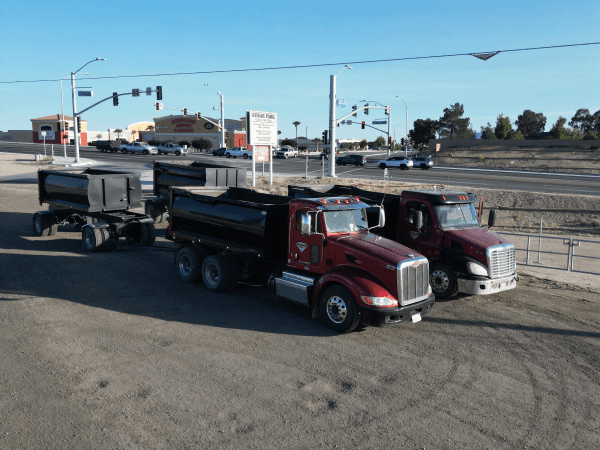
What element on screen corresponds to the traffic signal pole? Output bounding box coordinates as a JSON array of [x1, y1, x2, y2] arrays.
[[328, 74, 337, 177]]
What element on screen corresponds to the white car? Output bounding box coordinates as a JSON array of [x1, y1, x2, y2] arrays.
[[225, 147, 252, 159], [377, 156, 413, 170], [119, 142, 159, 155]]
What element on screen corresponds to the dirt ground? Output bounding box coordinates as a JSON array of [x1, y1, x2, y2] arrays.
[[1, 178, 600, 448]]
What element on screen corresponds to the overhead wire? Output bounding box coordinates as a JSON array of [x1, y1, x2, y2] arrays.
[[1, 42, 598, 84]]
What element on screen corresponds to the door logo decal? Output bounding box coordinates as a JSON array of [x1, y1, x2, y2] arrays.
[[296, 242, 308, 252], [409, 231, 420, 240]]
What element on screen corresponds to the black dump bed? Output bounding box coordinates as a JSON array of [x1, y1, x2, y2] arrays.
[[153, 161, 247, 197], [38, 168, 142, 213], [170, 186, 290, 262]]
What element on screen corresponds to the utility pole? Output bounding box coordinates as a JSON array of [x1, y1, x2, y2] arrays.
[[328, 65, 352, 177]]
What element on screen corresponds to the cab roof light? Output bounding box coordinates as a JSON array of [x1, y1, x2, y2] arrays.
[[318, 199, 327, 203], [353, 197, 360, 201]]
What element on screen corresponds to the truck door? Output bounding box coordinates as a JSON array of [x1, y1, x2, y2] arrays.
[[289, 209, 323, 271], [404, 201, 437, 259]]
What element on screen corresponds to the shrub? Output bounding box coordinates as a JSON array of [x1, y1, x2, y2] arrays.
[[178, 140, 192, 148], [191, 138, 212, 151]]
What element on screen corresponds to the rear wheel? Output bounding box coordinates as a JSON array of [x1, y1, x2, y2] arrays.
[[143, 150, 149, 155], [82, 227, 104, 252], [33, 213, 51, 236], [145, 202, 166, 224], [379, 163, 387, 169], [400, 164, 407, 170], [430, 263, 458, 298], [175, 151, 181, 156], [122, 149, 127, 154], [320, 285, 360, 333], [243, 154, 248, 159], [140, 223, 156, 246], [201, 255, 233, 292], [176, 247, 204, 283], [420, 164, 427, 170]]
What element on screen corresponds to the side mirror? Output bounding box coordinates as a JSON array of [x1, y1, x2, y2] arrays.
[[378, 206, 386, 228], [413, 210, 423, 230], [488, 209, 497, 228], [301, 214, 312, 235]]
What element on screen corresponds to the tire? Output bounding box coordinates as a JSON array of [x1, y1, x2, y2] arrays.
[[82, 227, 104, 252], [320, 285, 360, 333], [175, 151, 181, 156], [430, 263, 458, 298], [243, 154, 248, 159], [140, 223, 156, 246], [201, 255, 233, 292], [379, 163, 387, 170], [143, 150, 149, 155], [400, 164, 406, 170], [354, 162, 360, 166], [145, 202, 163, 224], [122, 149, 127, 154], [421, 164, 427, 170], [33, 213, 50, 237], [176, 247, 204, 283], [226, 153, 231, 158]]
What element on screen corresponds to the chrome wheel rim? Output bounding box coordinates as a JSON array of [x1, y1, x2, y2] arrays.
[[431, 269, 450, 292], [326, 296, 347, 324], [84, 229, 94, 249], [179, 255, 192, 276], [204, 263, 219, 285]]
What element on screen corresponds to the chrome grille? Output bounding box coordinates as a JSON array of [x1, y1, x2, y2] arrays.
[[487, 244, 516, 278], [398, 257, 430, 306]]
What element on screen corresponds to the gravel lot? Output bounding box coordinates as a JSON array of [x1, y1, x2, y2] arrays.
[[1, 177, 600, 449]]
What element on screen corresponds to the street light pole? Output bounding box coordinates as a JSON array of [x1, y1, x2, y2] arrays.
[[205, 84, 225, 148], [396, 96, 408, 157], [71, 57, 106, 163], [329, 64, 352, 177], [60, 77, 68, 157]]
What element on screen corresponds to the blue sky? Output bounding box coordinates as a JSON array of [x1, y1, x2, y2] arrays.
[[1, 0, 598, 142]]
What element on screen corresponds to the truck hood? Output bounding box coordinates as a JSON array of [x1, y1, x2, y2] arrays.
[[332, 232, 421, 266], [444, 227, 512, 264]]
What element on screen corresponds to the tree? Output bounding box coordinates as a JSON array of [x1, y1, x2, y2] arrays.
[[191, 138, 212, 151], [437, 103, 473, 139], [146, 125, 155, 131], [480, 122, 496, 139], [569, 108, 594, 134], [280, 139, 296, 147], [515, 110, 547, 139], [178, 140, 192, 149], [293, 121, 301, 148], [494, 114, 513, 140], [409, 118, 438, 146], [114, 129, 123, 140], [359, 139, 368, 149], [347, 142, 354, 149], [375, 136, 386, 147], [549, 116, 571, 139]]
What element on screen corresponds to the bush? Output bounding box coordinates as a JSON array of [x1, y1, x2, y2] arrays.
[[191, 138, 212, 151], [147, 139, 162, 146], [178, 140, 192, 148]]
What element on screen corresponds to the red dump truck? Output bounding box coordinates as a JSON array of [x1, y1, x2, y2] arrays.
[[169, 186, 435, 333], [288, 185, 516, 298]]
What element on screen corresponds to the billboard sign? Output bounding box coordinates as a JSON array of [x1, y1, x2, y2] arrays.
[[247, 110, 277, 146]]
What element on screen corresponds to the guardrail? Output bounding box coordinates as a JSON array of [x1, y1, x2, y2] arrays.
[[497, 231, 600, 275]]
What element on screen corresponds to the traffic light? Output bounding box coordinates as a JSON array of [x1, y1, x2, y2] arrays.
[[409, 137, 413, 147], [156, 86, 162, 101], [322, 130, 328, 145], [361, 121, 365, 130], [388, 136, 392, 143], [183, 108, 187, 116], [196, 111, 201, 120], [385, 106, 390, 115], [401, 138, 405, 146], [225, 131, 229, 139], [76, 117, 81, 132], [364, 103, 369, 115], [112, 92, 119, 106], [155, 102, 160, 111], [352, 105, 357, 117]]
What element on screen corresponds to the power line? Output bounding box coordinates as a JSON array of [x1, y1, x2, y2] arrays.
[[1, 42, 598, 85]]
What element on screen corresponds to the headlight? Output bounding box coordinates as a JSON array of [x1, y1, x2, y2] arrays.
[[467, 262, 488, 276], [361, 296, 398, 307]]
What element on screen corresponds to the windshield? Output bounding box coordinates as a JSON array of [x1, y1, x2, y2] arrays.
[[323, 209, 368, 233], [435, 203, 480, 229]]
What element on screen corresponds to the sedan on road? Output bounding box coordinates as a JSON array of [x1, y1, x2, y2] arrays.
[[336, 154, 367, 166], [377, 156, 413, 170], [411, 157, 434, 170]]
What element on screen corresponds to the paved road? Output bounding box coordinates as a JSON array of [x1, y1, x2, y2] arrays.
[[2, 142, 599, 196]]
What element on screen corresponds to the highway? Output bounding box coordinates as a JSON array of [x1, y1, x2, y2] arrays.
[[1, 142, 599, 196]]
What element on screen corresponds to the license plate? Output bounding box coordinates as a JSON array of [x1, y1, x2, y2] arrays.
[[411, 313, 422, 323]]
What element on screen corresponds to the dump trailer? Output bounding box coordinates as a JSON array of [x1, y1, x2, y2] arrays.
[[144, 160, 247, 223], [170, 186, 435, 333], [288, 184, 516, 299], [33, 168, 155, 252]]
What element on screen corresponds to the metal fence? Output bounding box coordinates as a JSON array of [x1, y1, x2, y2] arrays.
[[497, 231, 600, 276]]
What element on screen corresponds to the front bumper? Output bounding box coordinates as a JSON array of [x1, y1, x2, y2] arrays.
[[457, 273, 517, 295], [359, 293, 435, 327]]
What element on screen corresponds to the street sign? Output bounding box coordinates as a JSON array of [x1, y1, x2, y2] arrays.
[[255, 145, 270, 162], [78, 90, 93, 97], [372, 120, 387, 125], [146, 87, 152, 96], [336, 98, 345, 107], [346, 120, 353, 125]]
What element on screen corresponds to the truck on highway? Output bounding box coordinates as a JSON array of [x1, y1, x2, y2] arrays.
[[95, 140, 121, 153], [288, 185, 517, 299], [119, 142, 159, 155], [225, 147, 252, 159], [144, 160, 247, 224], [169, 186, 435, 332], [33, 168, 156, 252], [157, 143, 188, 156]]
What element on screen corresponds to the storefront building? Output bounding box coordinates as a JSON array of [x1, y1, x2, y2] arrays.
[[151, 115, 245, 149], [30, 114, 84, 145]]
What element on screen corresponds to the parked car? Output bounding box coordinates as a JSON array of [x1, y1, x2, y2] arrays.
[[157, 143, 187, 156], [95, 140, 121, 153], [119, 142, 159, 155], [377, 156, 413, 170], [275, 146, 298, 159], [225, 147, 252, 159], [336, 154, 367, 166], [212, 147, 228, 157], [411, 157, 433, 170]]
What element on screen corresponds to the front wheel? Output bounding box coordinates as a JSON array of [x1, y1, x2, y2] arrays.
[[400, 164, 407, 170], [226, 153, 231, 158], [122, 149, 127, 153], [379, 163, 387, 169], [142, 150, 149, 155], [175, 151, 181, 156], [430, 263, 458, 298], [243, 154, 248, 159], [320, 285, 360, 333]]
